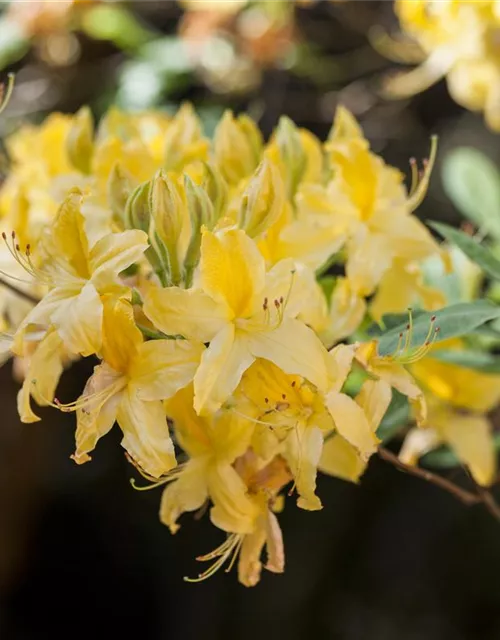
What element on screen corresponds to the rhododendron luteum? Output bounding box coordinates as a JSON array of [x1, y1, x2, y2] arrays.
[[379, 0, 500, 131], [1, 102, 492, 586]]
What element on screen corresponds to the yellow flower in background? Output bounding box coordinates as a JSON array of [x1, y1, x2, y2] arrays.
[[72, 298, 204, 477], [143, 228, 330, 415], [401, 339, 500, 486], [383, 0, 500, 131], [14, 190, 148, 357]]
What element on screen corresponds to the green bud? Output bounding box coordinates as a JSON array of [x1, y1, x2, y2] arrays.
[[125, 181, 151, 233], [214, 110, 263, 185], [149, 170, 186, 286], [183, 175, 215, 287], [238, 159, 284, 238], [67, 106, 94, 174], [203, 163, 228, 221], [107, 163, 133, 225], [276, 115, 307, 199]]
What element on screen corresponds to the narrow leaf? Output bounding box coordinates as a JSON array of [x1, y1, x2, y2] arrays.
[[431, 221, 500, 281], [377, 301, 500, 356]]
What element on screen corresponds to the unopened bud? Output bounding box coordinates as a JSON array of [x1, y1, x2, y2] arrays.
[[238, 159, 285, 238], [203, 163, 228, 221], [183, 175, 215, 287], [107, 163, 133, 224], [164, 103, 209, 172], [67, 106, 94, 174], [150, 170, 185, 251], [276, 115, 307, 199], [125, 181, 151, 233], [214, 110, 263, 185]]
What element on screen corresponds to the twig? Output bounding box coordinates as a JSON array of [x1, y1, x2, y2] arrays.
[[378, 446, 481, 507], [0, 275, 39, 305], [475, 484, 500, 522]]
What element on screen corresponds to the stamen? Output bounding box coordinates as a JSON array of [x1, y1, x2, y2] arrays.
[[129, 464, 186, 491], [408, 135, 438, 212], [184, 533, 244, 583]]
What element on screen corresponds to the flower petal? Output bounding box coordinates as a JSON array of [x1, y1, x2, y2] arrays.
[[194, 324, 255, 415], [159, 459, 209, 534], [118, 390, 177, 478], [319, 434, 367, 483], [208, 463, 259, 534], [143, 285, 229, 342], [200, 229, 265, 318], [51, 281, 103, 356], [17, 329, 65, 423], [89, 229, 149, 287], [325, 391, 379, 460], [284, 422, 323, 511], [247, 317, 329, 392], [131, 339, 205, 401]]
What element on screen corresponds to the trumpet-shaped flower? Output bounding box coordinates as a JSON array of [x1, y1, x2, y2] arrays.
[[143, 228, 330, 415], [13, 191, 149, 356], [401, 339, 500, 486], [71, 297, 204, 477], [159, 384, 258, 534]]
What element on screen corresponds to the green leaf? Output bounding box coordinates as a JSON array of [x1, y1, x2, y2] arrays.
[[431, 221, 500, 281], [81, 5, 155, 51], [318, 275, 336, 302], [377, 301, 500, 356], [442, 147, 500, 240], [377, 391, 409, 442], [367, 310, 427, 337]]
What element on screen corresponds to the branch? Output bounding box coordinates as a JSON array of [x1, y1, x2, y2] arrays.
[[474, 481, 500, 522], [0, 275, 40, 305], [378, 446, 481, 507]]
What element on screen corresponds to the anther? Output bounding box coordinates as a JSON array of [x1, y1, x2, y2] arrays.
[[274, 299, 280, 309], [291, 381, 296, 388], [264, 397, 269, 404], [281, 393, 286, 400]]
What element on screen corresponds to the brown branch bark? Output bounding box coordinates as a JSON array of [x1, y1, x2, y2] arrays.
[[378, 446, 481, 507]]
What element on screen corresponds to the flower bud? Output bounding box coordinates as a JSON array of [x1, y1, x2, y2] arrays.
[[275, 115, 307, 199], [67, 106, 94, 174], [107, 163, 133, 224], [150, 170, 185, 251], [125, 181, 151, 233], [183, 175, 215, 286], [164, 103, 209, 172], [214, 110, 263, 185], [203, 162, 228, 221], [238, 159, 285, 238]]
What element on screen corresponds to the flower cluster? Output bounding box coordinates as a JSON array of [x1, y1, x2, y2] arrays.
[[0, 102, 470, 585], [379, 0, 500, 131]]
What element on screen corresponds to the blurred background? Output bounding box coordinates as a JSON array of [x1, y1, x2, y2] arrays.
[[1, 1, 500, 639]]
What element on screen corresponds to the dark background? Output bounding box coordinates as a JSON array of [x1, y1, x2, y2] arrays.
[[1, 2, 500, 638]]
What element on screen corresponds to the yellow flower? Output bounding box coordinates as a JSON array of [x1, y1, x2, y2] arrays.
[[72, 298, 204, 477], [401, 339, 500, 485], [386, 1, 500, 130], [17, 328, 68, 423], [187, 451, 290, 587], [325, 108, 440, 299], [320, 379, 392, 483], [14, 190, 149, 356], [159, 384, 257, 534], [354, 339, 427, 425], [143, 228, 330, 415], [236, 359, 334, 511]]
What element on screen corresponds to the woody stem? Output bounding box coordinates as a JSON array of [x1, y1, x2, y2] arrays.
[[378, 446, 481, 507]]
